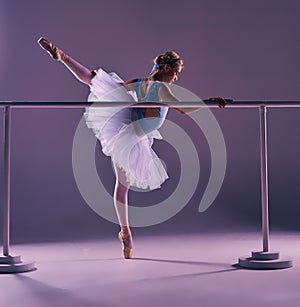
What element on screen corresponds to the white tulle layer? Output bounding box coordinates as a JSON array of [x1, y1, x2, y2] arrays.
[[84, 69, 168, 190]]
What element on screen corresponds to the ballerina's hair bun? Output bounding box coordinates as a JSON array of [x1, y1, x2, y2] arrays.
[[154, 51, 183, 68]]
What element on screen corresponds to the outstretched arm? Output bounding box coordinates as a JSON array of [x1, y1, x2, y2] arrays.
[[159, 84, 231, 114], [158, 84, 201, 114]]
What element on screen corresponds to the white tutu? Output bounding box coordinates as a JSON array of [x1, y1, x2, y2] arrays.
[[84, 68, 169, 190]]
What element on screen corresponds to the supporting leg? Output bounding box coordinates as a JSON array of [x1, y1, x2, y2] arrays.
[[113, 163, 130, 227], [113, 163, 133, 259]]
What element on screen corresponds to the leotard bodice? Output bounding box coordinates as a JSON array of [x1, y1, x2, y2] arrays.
[[132, 79, 168, 134]]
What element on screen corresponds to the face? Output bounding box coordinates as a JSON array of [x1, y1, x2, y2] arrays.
[[161, 65, 183, 84]]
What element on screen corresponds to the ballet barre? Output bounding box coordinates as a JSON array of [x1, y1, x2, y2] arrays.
[[1, 101, 298, 273], [1, 100, 300, 108]]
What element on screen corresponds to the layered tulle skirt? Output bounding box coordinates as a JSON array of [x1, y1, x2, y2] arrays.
[[84, 69, 168, 190]]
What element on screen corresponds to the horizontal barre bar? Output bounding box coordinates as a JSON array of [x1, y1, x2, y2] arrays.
[[0, 101, 300, 108]]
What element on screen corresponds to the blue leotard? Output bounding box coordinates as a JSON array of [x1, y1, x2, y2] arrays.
[[133, 79, 168, 134]]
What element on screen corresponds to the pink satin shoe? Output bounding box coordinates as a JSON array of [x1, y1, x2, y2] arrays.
[[118, 231, 133, 259], [37, 37, 63, 61]]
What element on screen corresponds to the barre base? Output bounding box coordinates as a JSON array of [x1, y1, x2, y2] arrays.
[[0, 255, 35, 273], [238, 251, 293, 270]]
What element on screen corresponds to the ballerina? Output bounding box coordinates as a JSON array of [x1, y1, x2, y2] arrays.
[[38, 37, 228, 259]]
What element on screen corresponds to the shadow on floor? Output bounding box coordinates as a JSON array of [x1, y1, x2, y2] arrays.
[[12, 275, 111, 307], [132, 257, 241, 281]]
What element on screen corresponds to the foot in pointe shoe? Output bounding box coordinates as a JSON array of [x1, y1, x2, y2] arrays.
[[118, 230, 133, 259], [37, 37, 63, 61]]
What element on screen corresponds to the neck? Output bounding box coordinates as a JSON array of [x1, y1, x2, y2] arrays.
[[149, 72, 164, 82]]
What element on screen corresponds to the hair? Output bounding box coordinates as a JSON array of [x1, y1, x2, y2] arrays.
[[154, 51, 183, 69]]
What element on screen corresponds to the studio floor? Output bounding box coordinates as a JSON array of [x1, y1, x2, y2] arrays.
[[0, 232, 299, 307]]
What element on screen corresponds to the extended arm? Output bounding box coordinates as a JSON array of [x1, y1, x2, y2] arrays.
[[158, 84, 201, 114], [159, 84, 231, 113]]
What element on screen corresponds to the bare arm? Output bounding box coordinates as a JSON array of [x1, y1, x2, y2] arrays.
[[159, 84, 231, 113], [159, 84, 201, 114]]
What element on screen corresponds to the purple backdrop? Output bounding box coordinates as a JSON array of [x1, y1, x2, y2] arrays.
[[0, 0, 299, 243]]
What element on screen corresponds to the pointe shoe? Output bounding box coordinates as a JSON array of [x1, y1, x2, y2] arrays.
[[118, 231, 133, 259], [37, 37, 64, 61]]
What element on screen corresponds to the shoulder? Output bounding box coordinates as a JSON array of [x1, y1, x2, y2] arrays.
[[158, 82, 179, 102], [157, 82, 171, 96]]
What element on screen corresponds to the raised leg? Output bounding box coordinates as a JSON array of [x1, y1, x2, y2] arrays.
[[37, 37, 95, 85]]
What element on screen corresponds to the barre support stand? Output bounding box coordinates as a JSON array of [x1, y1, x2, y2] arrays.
[[0, 106, 35, 273], [238, 106, 293, 269]]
